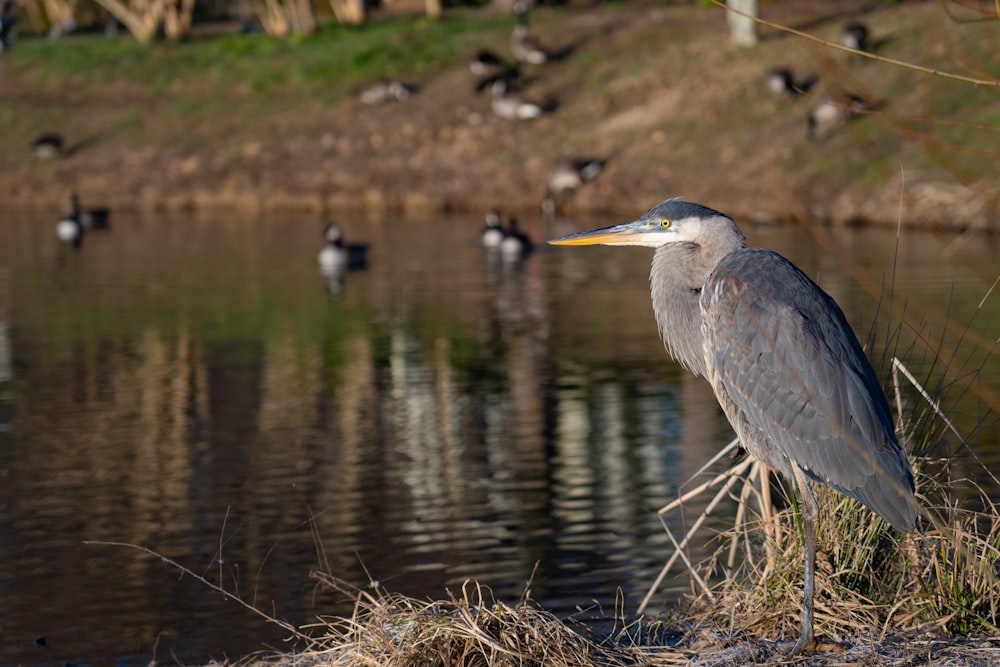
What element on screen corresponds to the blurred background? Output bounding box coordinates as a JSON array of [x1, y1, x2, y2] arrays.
[[1, 0, 999, 665]]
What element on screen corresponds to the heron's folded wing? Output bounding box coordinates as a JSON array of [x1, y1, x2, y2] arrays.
[[702, 249, 916, 531]]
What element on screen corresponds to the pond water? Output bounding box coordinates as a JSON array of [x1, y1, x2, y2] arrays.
[[1, 209, 998, 666]]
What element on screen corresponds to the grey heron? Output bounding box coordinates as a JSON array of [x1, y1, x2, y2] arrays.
[[548, 198, 917, 655]]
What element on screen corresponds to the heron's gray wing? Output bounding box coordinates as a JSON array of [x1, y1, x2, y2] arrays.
[[702, 248, 916, 531]]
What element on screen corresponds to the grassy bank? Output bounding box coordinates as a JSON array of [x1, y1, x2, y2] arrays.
[[3, 12, 510, 95], [1, 1, 998, 229]]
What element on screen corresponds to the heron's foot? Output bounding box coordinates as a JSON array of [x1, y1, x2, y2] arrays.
[[780, 633, 817, 658], [775, 636, 847, 658]]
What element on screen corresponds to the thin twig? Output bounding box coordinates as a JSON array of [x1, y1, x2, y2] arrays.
[[640, 456, 754, 613], [892, 357, 1000, 490], [83, 539, 308, 641]]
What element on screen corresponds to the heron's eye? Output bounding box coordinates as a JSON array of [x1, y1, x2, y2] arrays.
[[660, 219, 672, 228]]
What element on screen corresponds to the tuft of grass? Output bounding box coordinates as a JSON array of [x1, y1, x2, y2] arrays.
[[266, 576, 686, 667]]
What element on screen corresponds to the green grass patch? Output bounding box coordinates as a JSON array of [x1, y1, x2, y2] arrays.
[[4, 13, 514, 98]]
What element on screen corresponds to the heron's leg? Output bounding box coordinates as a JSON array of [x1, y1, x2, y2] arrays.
[[787, 464, 817, 657]]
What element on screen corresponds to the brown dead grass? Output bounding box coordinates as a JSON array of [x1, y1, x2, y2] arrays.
[[228, 569, 999, 667]]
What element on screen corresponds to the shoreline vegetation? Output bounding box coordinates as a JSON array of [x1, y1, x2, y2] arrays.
[[1, 1, 998, 231]]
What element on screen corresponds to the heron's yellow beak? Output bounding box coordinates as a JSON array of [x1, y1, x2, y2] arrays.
[[548, 220, 654, 247]]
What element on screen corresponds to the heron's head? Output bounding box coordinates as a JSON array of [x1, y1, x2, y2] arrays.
[[547, 198, 743, 248]]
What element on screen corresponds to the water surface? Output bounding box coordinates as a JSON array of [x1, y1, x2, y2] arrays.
[[1, 210, 997, 665]]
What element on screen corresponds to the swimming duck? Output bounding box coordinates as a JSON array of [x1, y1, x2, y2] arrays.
[[500, 216, 533, 260], [56, 213, 83, 248], [70, 193, 110, 230], [318, 223, 368, 272], [482, 210, 505, 249]]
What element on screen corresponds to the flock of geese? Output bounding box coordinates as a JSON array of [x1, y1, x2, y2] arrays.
[[41, 10, 882, 296], [356, 5, 608, 218], [352, 11, 881, 241], [316, 208, 532, 298], [329, 15, 885, 292], [480, 208, 533, 260], [768, 21, 881, 141]]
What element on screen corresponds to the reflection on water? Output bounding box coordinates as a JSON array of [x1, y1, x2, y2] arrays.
[[0, 211, 997, 665]]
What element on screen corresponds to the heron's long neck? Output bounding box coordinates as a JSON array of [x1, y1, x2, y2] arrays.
[[650, 240, 738, 377]]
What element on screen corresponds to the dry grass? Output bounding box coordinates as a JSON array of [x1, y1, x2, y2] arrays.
[[254, 577, 687, 667], [669, 462, 1000, 644], [217, 354, 1000, 667], [229, 557, 1000, 666]]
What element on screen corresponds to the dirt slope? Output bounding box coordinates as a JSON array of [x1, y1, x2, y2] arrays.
[[2, 1, 998, 231]]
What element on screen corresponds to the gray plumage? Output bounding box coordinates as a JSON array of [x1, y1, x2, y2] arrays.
[[549, 197, 917, 655], [644, 201, 914, 529]]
